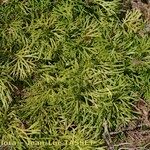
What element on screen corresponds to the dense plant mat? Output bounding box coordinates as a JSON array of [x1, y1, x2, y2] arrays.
[[0, 0, 150, 149]]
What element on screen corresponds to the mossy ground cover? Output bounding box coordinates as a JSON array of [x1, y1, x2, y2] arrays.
[[0, 0, 150, 149]]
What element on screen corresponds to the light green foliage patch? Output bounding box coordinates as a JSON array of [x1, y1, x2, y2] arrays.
[[0, 0, 150, 149]]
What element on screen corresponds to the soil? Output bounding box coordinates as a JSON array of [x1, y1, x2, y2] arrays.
[[108, 99, 150, 150]]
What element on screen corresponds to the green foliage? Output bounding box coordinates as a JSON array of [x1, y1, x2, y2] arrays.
[[0, 0, 150, 149]]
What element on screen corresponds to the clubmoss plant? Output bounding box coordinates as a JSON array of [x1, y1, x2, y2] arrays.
[[0, 0, 150, 149]]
